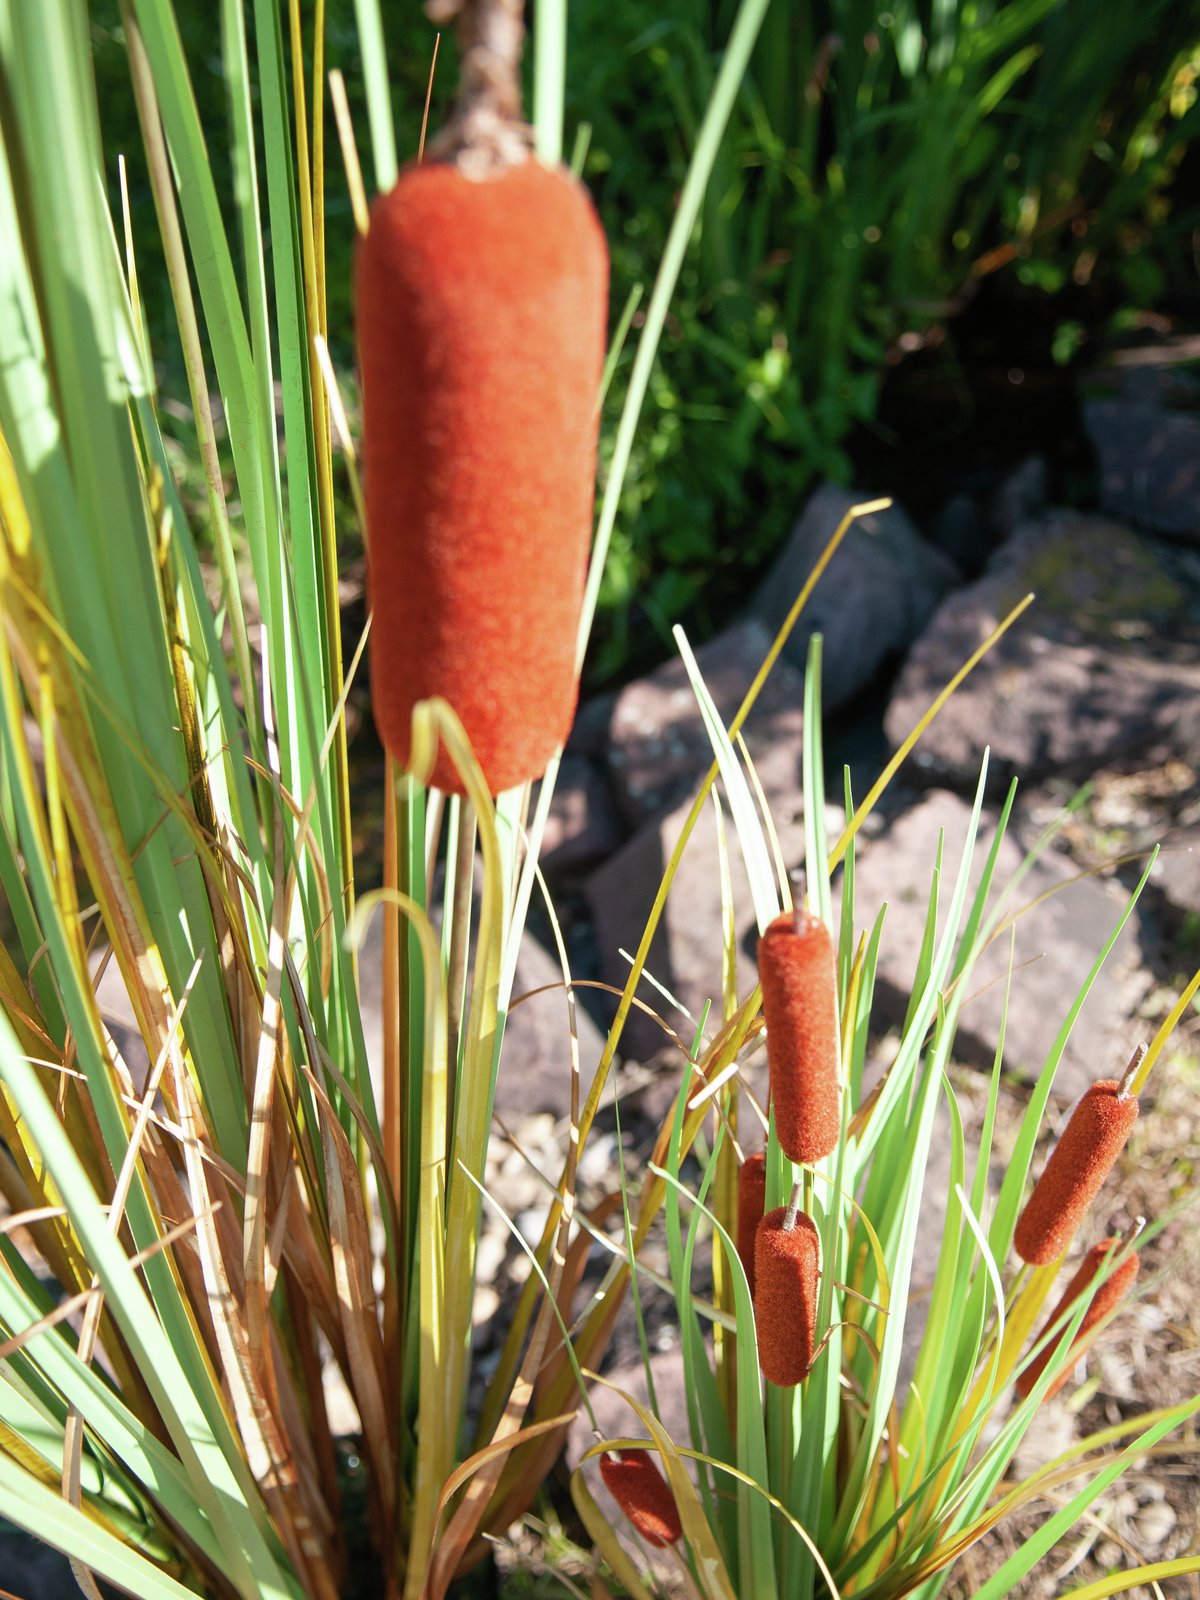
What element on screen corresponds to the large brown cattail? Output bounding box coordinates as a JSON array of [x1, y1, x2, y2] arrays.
[[736, 1152, 767, 1297], [598, 1450, 682, 1547], [1016, 1240, 1140, 1401], [356, 3, 608, 796], [754, 1206, 820, 1387], [1013, 1080, 1139, 1265], [758, 910, 840, 1165]]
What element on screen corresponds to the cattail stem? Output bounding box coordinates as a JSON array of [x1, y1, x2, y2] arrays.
[[425, 0, 532, 172], [782, 1179, 803, 1232], [1118, 1042, 1147, 1099]]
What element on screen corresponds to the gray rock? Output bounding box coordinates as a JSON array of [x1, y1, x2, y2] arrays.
[[842, 789, 1153, 1099], [1152, 828, 1200, 926], [566, 691, 617, 758], [933, 493, 988, 577], [0, 1521, 95, 1599], [750, 484, 960, 709], [494, 932, 608, 1122], [584, 792, 811, 1062], [538, 755, 624, 875], [1084, 398, 1200, 545], [567, 1347, 691, 1475], [607, 618, 807, 830], [354, 910, 606, 1124], [884, 513, 1200, 791], [991, 456, 1048, 540]]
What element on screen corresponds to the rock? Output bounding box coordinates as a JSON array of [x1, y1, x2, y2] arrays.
[[1084, 398, 1200, 544], [565, 691, 617, 758], [932, 493, 988, 577], [990, 456, 1048, 540], [607, 618, 807, 829], [843, 789, 1154, 1099], [538, 755, 623, 874], [884, 513, 1200, 792], [0, 1523, 96, 1600], [585, 791, 812, 1062], [750, 484, 960, 710], [1155, 830, 1200, 925], [567, 1347, 690, 1470], [355, 909, 606, 1124], [495, 933, 607, 1122]]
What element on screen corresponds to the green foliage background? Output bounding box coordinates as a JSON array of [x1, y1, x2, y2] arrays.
[[92, 1, 1200, 687]]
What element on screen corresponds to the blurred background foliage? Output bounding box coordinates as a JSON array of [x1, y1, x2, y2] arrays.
[[91, 0, 1200, 685]]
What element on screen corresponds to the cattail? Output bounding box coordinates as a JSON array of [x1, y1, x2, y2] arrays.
[[736, 1152, 767, 1297], [356, 2, 608, 796], [598, 1450, 682, 1547], [1013, 1079, 1139, 1265], [754, 1206, 820, 1386], [758, 910, 840, 1165], [1016, 1240, 1140, 1401]]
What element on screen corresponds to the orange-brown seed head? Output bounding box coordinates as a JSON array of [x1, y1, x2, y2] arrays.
[[598, 1449, 683, 1547], [1013, 1081, 1139, 1266], [758, 910, 840, 1166], [1016, 1239, 1140, 1401], [356, 159, 609, 796], [754, 1206, 820, 1387], [737, 1152, 767, 1298]]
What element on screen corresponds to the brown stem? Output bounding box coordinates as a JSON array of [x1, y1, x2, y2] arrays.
[[425, 0, 532, 174], [1118, 1041, 1147, 1099]]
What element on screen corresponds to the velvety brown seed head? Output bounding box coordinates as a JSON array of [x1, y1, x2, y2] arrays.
[[737, 1152, 767, 1298], [598, 1450, 682, 1547], [754, 1206, 820, 1387], [758, 910, 840, 1165], [1013, 1080, 1139, 1265], [356, 159, 609, 795], [1016, 1239, 1140, 1401]]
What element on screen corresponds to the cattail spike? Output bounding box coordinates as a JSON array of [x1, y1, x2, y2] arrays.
[[356, 161, 608, 797], [598, 1450, 683, 1547], [1014, 1079, 1139, 1265], [1016, 1239, 1140, 1401], [736, 1152, 767, 1298], [758, 909, 840, 1166], [754, 1206, 820, 1386]]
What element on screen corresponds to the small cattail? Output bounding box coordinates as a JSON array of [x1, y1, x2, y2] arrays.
[[758, 910, 840, 1165], [754, 1206, 820, 1386], [598, 1450, 682, 1547], [736, 1152, 767, 1297], [355, 5, 608, 797], [1013, 1080, 1139, 1265], [1016, 1239, 1140, 1401]]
